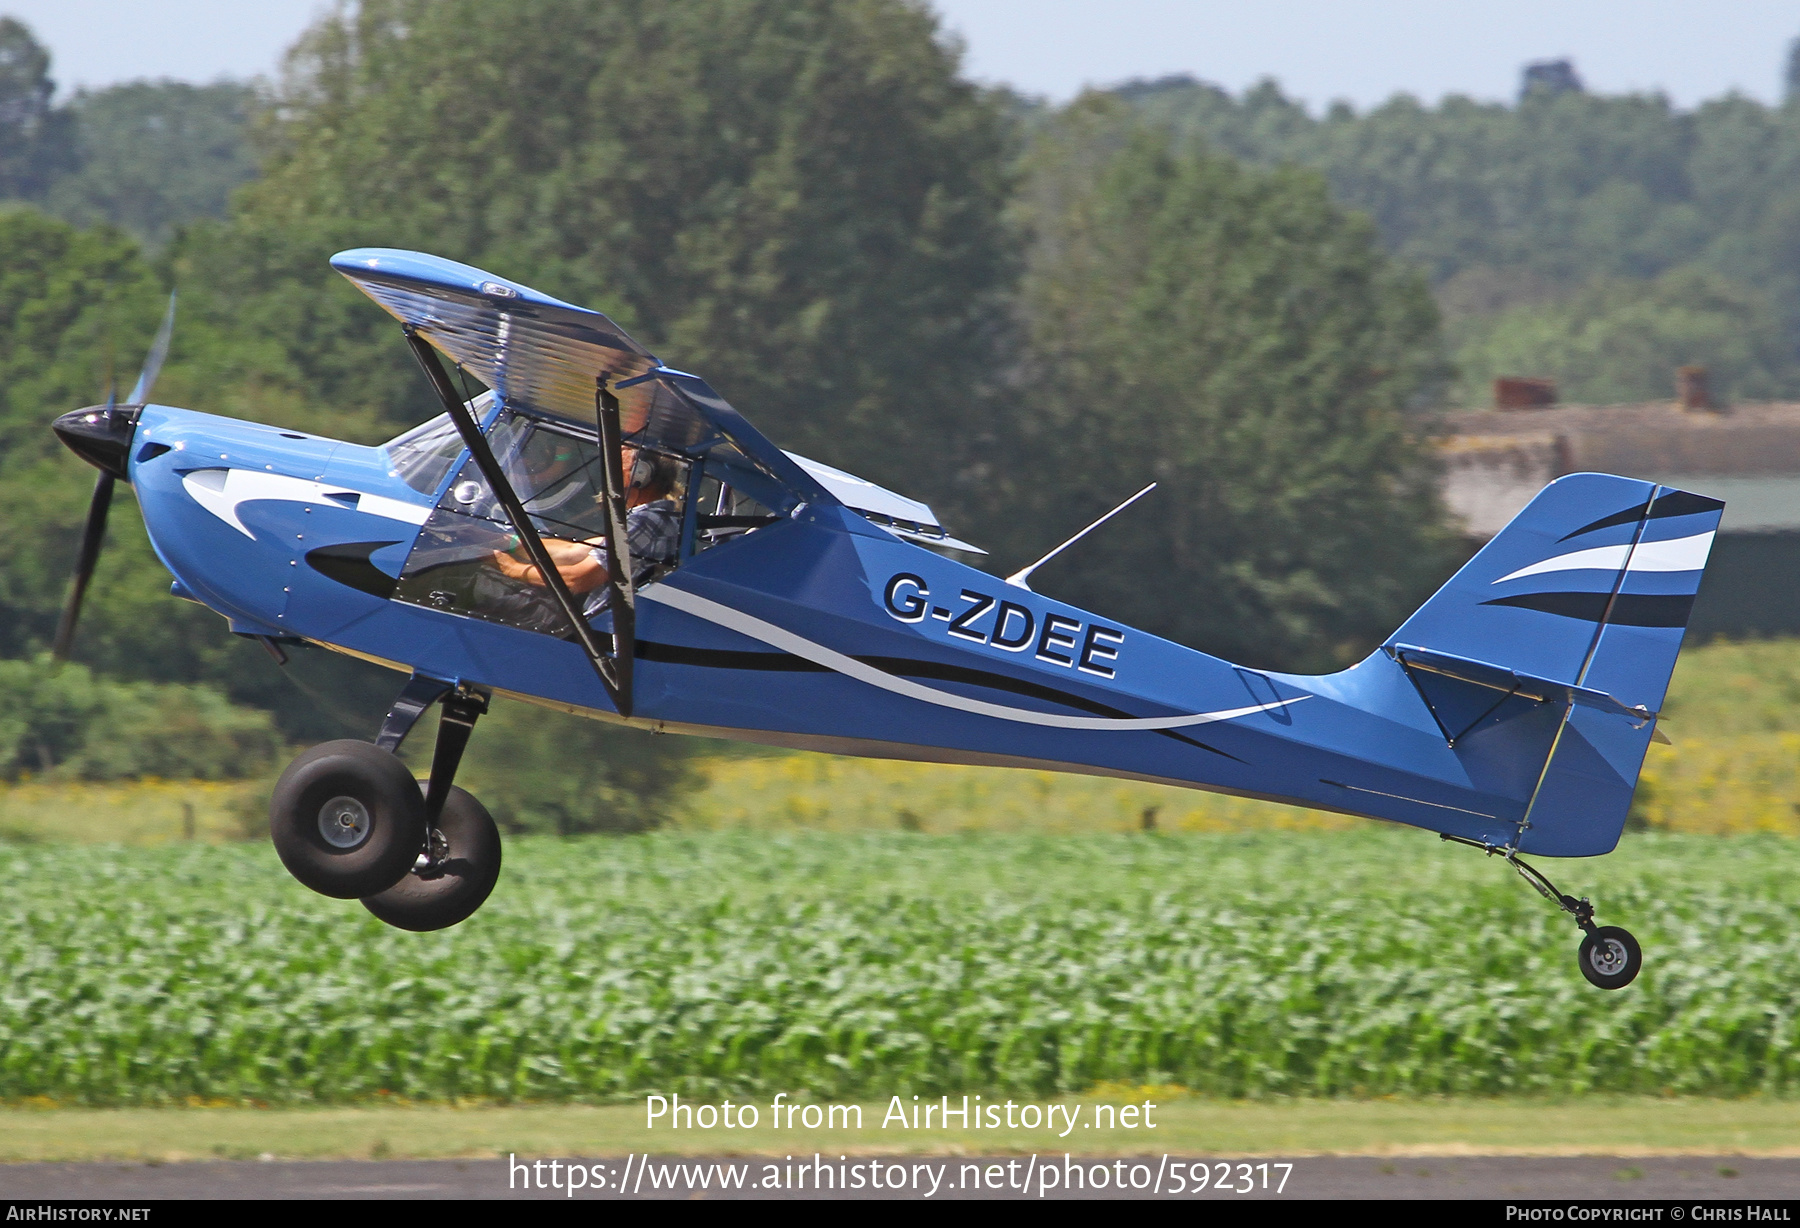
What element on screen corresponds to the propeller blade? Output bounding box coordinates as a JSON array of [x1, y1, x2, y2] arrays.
[[52, 470, 115, 662], [126, 291, 176, 405]]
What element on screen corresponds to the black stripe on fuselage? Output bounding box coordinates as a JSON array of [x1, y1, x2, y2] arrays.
[[634, 639, 1241, 759], [1481, 591, 1696, 627], [1559, 489, 1725, 542], [305, 541, 401, 599]]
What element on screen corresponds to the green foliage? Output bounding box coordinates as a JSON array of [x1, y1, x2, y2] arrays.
[[0, 657, 281, 780], [180, 0, 1017, 477], [0, 18, 70, 199], [44, 82, 260, 249], [449, 698, 702, 835], [1453, 267, 1793, 404], [0, 208, 404, 741], [0, 19, 254, 246], [989, 99, 1457, 669], [1115, 76, 1800, 400], [1662, 637, 1800, 736], [0, 830, 1795, 1103], [1120, 77, 1774, 290]]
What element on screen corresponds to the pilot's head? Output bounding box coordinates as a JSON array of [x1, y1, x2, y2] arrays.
[[621, 447, 677, 501]]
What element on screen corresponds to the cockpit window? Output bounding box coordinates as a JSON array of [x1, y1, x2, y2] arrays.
[[437, 413, 628, 541], [392, 409, 690, 639], [383, 395, 491, 495]]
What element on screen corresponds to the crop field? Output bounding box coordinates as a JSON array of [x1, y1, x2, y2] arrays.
[[1, 829, 1797, 1106]]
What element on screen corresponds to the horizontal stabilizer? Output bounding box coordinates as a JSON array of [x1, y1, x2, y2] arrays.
[[1388, 643, 1654, 728]]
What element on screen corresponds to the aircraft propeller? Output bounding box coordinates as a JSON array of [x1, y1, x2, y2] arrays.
[[50, 291, 176, 662]]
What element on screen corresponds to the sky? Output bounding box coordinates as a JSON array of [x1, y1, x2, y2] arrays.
[[4, 0, 1797, 111]]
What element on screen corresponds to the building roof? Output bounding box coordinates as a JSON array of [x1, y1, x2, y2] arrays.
[[1437, 402, 1800, 536]]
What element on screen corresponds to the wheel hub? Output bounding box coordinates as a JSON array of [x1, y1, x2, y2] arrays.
[[318, 796, 372, 849], [1589, 937, 1629, 977], [412, 826, 451, 877]]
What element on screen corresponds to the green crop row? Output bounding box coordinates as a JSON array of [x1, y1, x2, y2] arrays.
[[1, 829, 1796, 1105]]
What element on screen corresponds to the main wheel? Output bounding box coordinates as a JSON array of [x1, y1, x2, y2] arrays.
[[361, 785, 502, 932], [1578, 925, 1642, 990], [269, 740, 426, 899]]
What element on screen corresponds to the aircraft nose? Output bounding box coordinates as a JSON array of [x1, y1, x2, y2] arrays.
[[53, 404, 140, 480]]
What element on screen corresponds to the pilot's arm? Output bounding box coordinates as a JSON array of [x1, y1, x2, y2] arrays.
[[491, 538, 607, 593]]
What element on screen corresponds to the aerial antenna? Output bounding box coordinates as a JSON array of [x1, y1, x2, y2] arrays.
[[1005, 482, 1157, 592]]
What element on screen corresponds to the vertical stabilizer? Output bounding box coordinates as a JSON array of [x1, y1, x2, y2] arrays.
[[1386, 473, 1723, 854]]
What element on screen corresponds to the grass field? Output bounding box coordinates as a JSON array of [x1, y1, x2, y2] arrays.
[[0, 639, 1798, 1134], [2, 1097, 1798, 1162], [0, 830, 1796, 1106]]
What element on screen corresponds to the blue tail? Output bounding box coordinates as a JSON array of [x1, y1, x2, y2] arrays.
[[1383, 473, 1723, 855]]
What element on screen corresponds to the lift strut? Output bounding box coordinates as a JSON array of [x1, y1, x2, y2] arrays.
[[402, 327, 634, 716]]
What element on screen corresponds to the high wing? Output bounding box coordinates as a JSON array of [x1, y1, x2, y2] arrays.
[[333, 248, 980, 552], [330, 247, 830, 502]]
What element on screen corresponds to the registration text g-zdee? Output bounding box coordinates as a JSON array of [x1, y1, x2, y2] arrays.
[[883, 573, 1124, 679]]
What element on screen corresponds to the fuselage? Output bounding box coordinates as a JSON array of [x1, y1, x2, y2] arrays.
[[113, 400, 1580, 855]]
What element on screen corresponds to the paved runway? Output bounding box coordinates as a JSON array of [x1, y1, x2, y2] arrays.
[[1, 1155, 1797, 1200]]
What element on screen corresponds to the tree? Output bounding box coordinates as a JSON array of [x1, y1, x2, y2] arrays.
[[1453, 266, 1792, 405], [0, 207, 404, 742], [46, 82, 260, 249], [180, 0, 1017, 501], [1110, 70, 1800, 397], [988, 99, 1458, 671], [0, 18, 68, 199]]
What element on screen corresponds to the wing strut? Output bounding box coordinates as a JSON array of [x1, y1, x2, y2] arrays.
[[402, 328, 635, 717], [593, 379, 635, 706]]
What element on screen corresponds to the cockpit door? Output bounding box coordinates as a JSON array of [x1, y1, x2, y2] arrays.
[[392, 409, 660, 635]]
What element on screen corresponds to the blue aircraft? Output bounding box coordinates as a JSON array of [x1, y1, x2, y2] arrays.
[[51, 249, 1722, 988]]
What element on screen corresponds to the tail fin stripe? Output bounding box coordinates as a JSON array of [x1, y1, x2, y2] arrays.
[[1482, 591, 1695, 627], [1493, 531, 1714, 584], [1559, 489, 1725, 541], [1380, 472, 1722, 855]]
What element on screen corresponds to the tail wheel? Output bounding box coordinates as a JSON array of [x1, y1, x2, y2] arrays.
[[361, 785, 502, 932], [270, 740, 426, 899], [1578, 925, 1642, 990]]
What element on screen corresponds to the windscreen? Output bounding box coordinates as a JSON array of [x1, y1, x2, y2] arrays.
[[382, 392, 494, 495]]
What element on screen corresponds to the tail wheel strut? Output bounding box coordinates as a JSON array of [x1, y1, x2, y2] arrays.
[[1441, 834, 1643, 990]]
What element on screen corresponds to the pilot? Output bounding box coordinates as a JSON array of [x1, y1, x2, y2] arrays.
[[491, 446, 681, 614]]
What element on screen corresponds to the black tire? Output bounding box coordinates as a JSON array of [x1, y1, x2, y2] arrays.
[[1578, 925, 1642, 990], [361, 785, 502, 932], [269, 740, 426, 899]]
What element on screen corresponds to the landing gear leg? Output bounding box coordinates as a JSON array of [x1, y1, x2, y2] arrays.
[[362, 679, 504, 932], [1441, 834, 1642, 990]]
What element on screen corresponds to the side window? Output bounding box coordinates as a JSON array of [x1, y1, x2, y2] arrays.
[[383, 409, 473, 496], [393, 410, 686, 637], [691, 471, 780, 555]]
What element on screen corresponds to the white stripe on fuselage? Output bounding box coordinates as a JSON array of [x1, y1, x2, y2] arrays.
[[180, 468, 432, 539], [639, 584, 1307, 731], [1493, 531, 1715, 584]]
